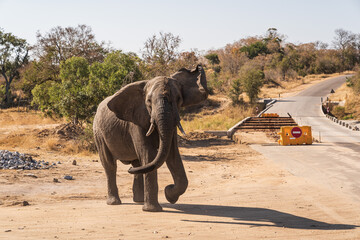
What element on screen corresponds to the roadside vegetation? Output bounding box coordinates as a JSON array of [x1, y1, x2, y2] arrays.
[[1, 25, 360, 153]]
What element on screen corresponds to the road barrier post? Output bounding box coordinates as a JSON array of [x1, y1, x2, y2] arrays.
[[278, 126, 313, 146]]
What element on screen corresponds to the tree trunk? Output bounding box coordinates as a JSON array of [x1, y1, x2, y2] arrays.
[[5, 80, 11, 107]]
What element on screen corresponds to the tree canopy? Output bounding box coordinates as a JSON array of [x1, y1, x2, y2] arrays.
[[0, 29, 29, 106]]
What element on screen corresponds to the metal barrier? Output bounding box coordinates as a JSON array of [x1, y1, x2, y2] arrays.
[[261, 113, 279, 118], [278, 126, 312, 146]]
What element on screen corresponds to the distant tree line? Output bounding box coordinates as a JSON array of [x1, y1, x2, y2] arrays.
[[1, 25, 360, 123], [205, 28, 360, 104]]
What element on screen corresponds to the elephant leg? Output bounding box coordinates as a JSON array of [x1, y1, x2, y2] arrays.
[[165, 135, 188, 204], [131, 128, 162, 212], [143, 170, 162, 212], [131, 160, 144, 203], [95, 136, 121, 205]]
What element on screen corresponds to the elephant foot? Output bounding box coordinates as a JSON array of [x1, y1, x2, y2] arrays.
[[107, 196, 121, 205], [165, 184, 179, 204], [143, 203, 163, 212], [133, 196, 144, 203]]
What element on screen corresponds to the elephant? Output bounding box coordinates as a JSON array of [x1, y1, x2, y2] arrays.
[[93, 65, 208, 212]]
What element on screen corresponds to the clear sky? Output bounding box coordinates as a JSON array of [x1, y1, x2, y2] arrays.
[[1, 0, 359, 55]]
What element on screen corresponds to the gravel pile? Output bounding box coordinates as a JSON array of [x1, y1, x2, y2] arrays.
[[0, 150, 56, 170]]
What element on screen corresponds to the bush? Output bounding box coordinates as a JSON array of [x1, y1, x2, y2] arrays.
[[332, 106, 346, 119], [239, 66, 264, 103], [229, 78, 243, 105]]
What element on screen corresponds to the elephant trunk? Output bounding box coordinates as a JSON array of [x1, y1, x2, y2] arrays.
[[128, 97, 173, 174]]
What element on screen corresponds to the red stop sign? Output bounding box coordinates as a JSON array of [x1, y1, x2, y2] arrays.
[[291, 127, 302, 138]]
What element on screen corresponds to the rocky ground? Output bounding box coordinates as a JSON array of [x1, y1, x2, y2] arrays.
[[0, 117, 360, 239]]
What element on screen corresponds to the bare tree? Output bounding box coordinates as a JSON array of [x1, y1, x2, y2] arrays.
[[333, 28, 356, 51], [35, 24, 108, 65], [333, 28, 357, 70], [142, 32, 181, 76]]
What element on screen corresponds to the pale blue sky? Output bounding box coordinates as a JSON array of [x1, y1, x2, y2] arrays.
[[1, 0, 359, 55]]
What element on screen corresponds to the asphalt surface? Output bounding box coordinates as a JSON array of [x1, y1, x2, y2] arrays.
[[251, 75, 360, 201], [267, 75, 360, 143]]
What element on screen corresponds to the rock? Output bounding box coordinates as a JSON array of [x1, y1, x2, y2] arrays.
[[25, 173, 38, 178], [64, 175, 74, 180], [53, 178, 59, 183], [72, 160, 77, 165], [4, 230, 11, 232], [0, 150, 56, 170], [22, 201, 30, 206]]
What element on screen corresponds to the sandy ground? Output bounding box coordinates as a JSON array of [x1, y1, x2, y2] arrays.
[[1, 128, 360, 240]]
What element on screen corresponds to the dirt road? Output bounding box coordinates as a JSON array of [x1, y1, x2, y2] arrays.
[[1, 132, 359, 239]]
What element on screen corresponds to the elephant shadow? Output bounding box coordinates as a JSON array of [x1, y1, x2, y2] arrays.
[[163, 203, 358, 230], [182, 154, 232, 162], [178, 136, 233, 149]]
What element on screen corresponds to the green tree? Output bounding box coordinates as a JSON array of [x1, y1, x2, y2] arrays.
[[239, 67, 264, 103], [32, 51, 143, 124], [229, 78, 243, 105], [89, 51, 143, 103], [32, 57, 90, 123], [58, 57, 91, 124], [240, 41, 268, 59], [205, 53, 220, 65], [23, 24, 108, 100], [0, 29, 29, 106]]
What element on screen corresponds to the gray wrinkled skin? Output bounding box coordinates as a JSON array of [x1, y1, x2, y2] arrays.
[[93, 65, 208, 212]]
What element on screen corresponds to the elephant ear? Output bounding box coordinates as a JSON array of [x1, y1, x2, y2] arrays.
[[107, 80, 149, 129], [172, 64, 209, 107]]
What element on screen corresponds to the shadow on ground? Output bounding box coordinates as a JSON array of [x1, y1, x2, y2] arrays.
[[182, 154, 232, 162], [179, 137, 233, 149], [163, 203, 358, 230]]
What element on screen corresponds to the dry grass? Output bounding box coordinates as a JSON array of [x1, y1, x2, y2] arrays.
[[345, 94, 360, 120], [0, 109, 92, 155], [182, 104, 254, 131], [0, 108, 62, 126], [327, 79, 360, 120], [0, 132, 39, 149], [329, 82, 350, 101], [0, 129, 95, 156]]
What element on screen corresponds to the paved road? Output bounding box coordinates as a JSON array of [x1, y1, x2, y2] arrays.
[[267, 75, 360, 143], [252, 75, 360, 201]]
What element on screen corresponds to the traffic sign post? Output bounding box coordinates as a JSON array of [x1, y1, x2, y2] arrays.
[[291, 127, 302, 138]]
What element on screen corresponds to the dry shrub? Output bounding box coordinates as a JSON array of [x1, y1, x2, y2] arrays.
[[332, 106, 346, 119], [45, 137, 61, 151]]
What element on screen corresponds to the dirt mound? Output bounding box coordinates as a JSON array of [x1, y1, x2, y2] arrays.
[[37, 123, 84, 140]]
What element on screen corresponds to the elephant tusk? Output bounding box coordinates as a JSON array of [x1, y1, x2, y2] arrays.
[[177, 122, 186, 136], [146, 122, 155, 137]]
